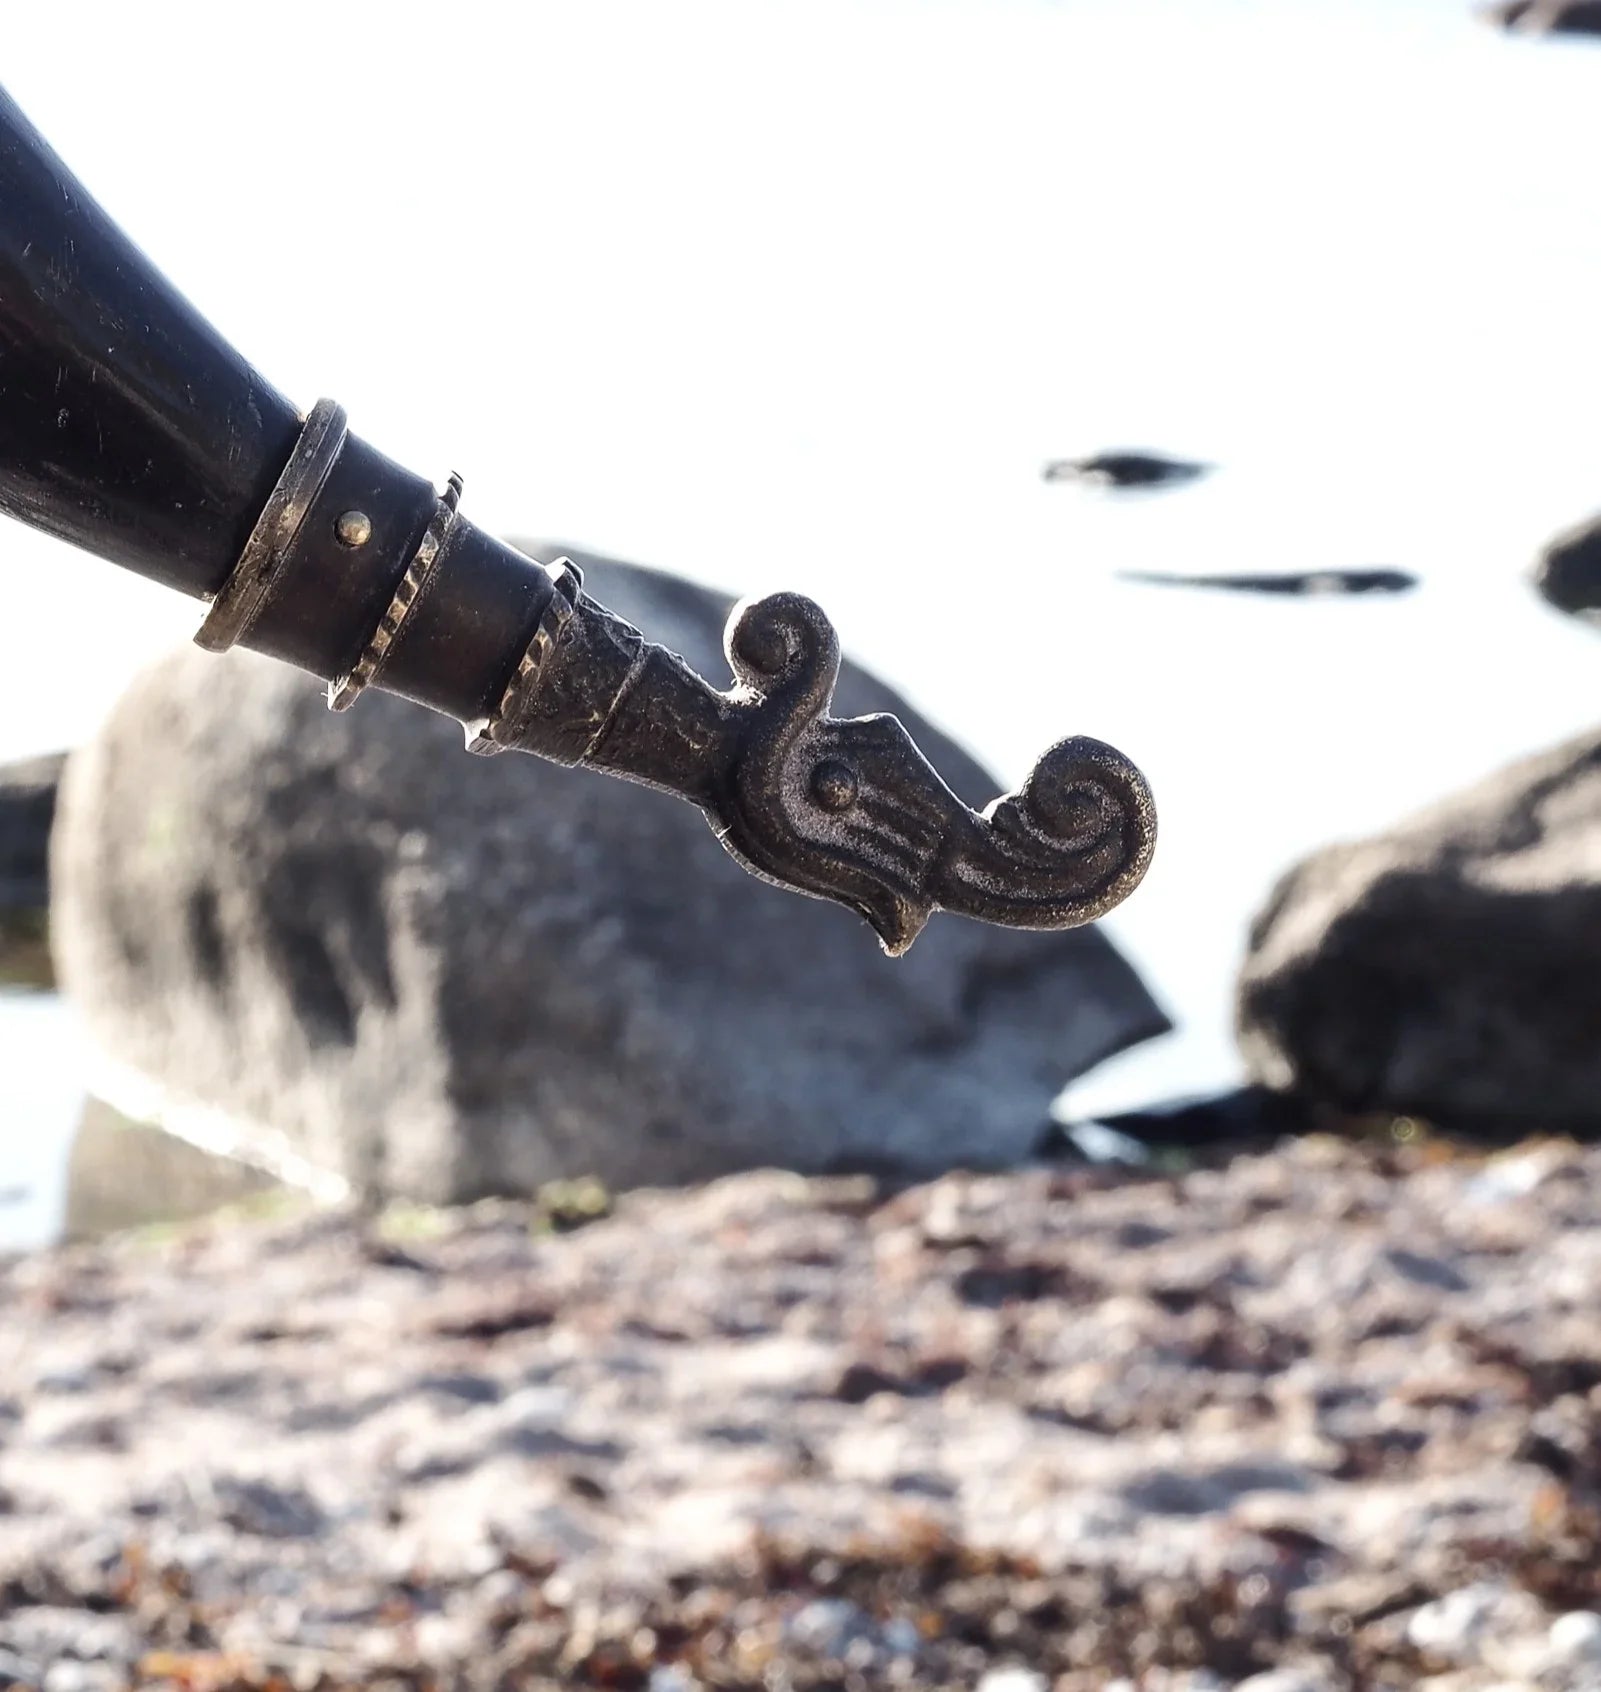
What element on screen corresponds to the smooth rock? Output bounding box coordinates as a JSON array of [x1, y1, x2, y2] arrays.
[[1237, 728, 1601, 1135], [1547, 1610, 1601, 1667], [1065, 1084, 1318, 1154], [1407, 1581, 1543, 1665], [1531, 510, 1601, 618], [1118, 566, 1417, 598], [1041, 449, 1210, 490], [62, 1098, 280, 1242], [0, 751, 64, 988], [51, 545, 1165, 1202]]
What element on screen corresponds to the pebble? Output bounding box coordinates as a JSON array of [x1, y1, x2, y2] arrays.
[[974, 1672, 1048, 1692], [881, 1617, 922, 1657], [42, 1667, 121, 1692], [784, 1597, 878, 1658], [1408, 1582, 1524, 1663], [1548, 1610, 1601, 1667], [1462, 1146, 1568, 1207], [1235, 1669, 1339, 1692]]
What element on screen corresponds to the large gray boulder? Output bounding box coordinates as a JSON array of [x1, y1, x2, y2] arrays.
[[1237, 727, 1601, 1135], [0, 751, 65, 989], [52, 545, 1166, 1202]]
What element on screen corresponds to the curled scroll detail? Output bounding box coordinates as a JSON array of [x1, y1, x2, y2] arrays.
[[709, 593, 1156, 953]]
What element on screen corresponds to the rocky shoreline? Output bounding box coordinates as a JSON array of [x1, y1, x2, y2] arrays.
[[5, 1133, 1601, 1690]]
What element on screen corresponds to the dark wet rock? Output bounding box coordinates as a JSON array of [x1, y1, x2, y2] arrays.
[[50, 545, 1166, 1203], [1487, 1, 1601, 39], [1063, 1086, 1321, 1155], [1531, 510, 1601, 617], [0, 752, 64, 989], [1237, 728, 1601, 1136], [1041, 450, 1211, 490], [1118, 567, 1418, 598], [0, 753, 61, 911]]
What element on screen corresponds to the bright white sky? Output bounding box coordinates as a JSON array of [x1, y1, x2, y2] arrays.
[[3, 0, 1601, 1198]]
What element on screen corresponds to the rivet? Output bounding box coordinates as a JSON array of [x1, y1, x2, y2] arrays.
[[810, 758, 859, 813], [335, 509, 373, 548]]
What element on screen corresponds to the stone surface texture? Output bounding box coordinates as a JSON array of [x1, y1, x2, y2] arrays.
[[1237, 728, 1601, 1136], [50, 545, 1165, 1202], [3, 1135, 1601, 1688]]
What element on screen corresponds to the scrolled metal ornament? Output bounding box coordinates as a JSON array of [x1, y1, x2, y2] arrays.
[[463, 575, 1155, 953], [0, 82, 1155, 951]]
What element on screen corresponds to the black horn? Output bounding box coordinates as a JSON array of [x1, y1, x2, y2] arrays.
[[0, 85, 1154, 952]]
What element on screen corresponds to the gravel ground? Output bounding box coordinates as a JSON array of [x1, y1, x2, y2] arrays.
[[3, 1134, 1601, 1690]]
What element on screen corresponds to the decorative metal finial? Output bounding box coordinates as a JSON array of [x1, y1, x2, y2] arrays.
[[463, 566, 1156, 954], [0, 80, 1157, 954], [186, 398, 1157, 953]]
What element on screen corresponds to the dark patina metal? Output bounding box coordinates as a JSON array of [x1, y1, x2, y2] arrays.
[[0, 84, 1155, 951]]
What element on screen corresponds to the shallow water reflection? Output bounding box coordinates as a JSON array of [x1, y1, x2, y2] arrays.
[[0, 989, 82, 1250]]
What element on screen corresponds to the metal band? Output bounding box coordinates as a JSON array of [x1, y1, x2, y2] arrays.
[[580, 638, 651, 764], [194, 398, 348, 653], [464, 558, 583, 756], [326, 474, 463, 712]]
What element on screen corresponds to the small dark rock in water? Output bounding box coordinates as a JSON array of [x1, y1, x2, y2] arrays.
[[0, 753, 61, 910], [1041, 450, 1211, 490], [1118, 567, 1418, 598], [1062, 1086, 1321, 1155], [0, 751, 65, 989], [1486, 0, 1601, 38], [1531, 510, 1601, 617]]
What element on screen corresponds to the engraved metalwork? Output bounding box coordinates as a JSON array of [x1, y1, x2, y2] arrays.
[[472, 578, 1157, 953], [464, 559, 585, 755], [194, 399, 347, 653], [335, 509, 373, 548], [327, 482, 463, 712], [0, 80, 1157, 953]]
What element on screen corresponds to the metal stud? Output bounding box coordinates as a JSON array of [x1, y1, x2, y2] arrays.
[[335, 509, 373, 548]]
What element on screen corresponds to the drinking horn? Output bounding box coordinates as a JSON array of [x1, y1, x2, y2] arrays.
[[0, 85, 1154, 954]]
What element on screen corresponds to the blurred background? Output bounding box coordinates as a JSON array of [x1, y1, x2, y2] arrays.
[[7, 0, 1601, 1247]]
